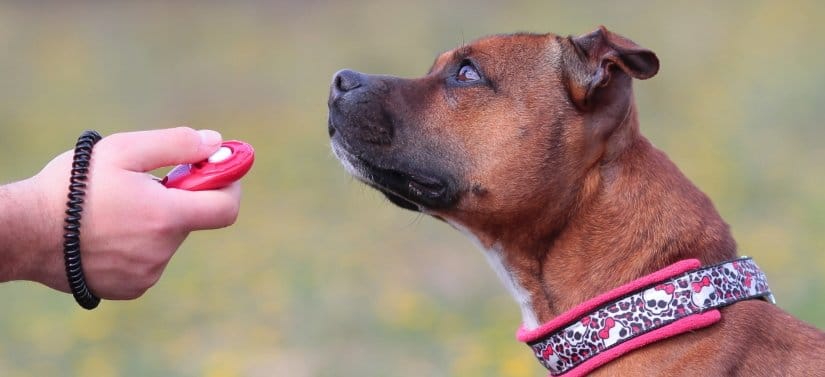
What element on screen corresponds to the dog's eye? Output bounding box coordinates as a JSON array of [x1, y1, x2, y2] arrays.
[[457, 61, 480, 82]]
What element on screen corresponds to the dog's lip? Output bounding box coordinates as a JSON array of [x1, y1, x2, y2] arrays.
[[355, 152, 449, 201], [327, 117, 337, 137], [330, 135, 449, 207], [404, 173, 447, 198]]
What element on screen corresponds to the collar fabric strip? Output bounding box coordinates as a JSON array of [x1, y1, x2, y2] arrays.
[[518, 257, 774, 376]]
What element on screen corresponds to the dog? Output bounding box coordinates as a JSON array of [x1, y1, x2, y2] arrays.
[[327, 26, 825, 376]]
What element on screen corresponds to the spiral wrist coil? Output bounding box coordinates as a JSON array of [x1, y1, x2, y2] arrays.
[[63, 130, 102, 310]]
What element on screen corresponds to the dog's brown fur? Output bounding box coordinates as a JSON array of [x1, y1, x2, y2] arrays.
[[328, 26, 825, 376]]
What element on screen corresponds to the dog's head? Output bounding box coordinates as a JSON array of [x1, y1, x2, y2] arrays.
[[328, 27, 658, 236]]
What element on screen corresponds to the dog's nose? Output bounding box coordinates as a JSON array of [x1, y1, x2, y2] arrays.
[[332, 69, 364, 94]]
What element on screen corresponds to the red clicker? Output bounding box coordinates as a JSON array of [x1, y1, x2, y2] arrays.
[[161, 140, 255, 190]]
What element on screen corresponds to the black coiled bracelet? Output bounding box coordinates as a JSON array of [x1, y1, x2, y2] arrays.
[[63, 130, 103, 310]]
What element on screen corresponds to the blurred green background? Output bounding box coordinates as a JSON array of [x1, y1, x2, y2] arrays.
[[1, 1, 823, 376]]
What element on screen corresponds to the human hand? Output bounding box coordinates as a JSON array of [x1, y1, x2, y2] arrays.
[[10, 127, 242, 300]]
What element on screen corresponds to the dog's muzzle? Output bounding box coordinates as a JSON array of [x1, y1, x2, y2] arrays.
[[327, 69, 459, 212]]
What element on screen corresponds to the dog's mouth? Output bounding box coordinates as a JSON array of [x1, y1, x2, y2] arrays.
[[330, 127, 456, 212], [362, 160, 449, 212]]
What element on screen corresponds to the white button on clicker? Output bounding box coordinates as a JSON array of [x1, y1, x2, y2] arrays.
[[207, 147, 233, 163]]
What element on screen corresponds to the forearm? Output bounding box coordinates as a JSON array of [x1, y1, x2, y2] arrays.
[[0, 178, 62, 284]]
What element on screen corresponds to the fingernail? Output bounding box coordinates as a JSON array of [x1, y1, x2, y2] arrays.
[[198, 129, 222, 147]]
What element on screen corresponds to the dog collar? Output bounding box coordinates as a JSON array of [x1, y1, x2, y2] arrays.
[[517, 257, 774, 377]]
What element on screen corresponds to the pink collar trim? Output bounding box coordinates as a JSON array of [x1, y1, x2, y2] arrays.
[[517, 257, 774, 376]]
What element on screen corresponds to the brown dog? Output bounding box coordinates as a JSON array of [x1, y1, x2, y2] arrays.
[[327, 26, 825, 376]]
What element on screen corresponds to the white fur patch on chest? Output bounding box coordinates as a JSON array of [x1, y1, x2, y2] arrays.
[[447, 220, 540, 329]]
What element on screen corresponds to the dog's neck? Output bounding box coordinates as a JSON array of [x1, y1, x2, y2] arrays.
[[451, 106, 737, 329]]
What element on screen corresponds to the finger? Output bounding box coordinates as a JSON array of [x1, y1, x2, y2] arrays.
[[101, 127, 223, 172], [163, 182, 242, 230]]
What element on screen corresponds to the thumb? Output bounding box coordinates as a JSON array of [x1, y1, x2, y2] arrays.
[[101, 127, 223, 172]]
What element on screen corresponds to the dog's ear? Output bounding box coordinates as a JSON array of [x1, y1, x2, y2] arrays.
[[565, 26, 659, 110]]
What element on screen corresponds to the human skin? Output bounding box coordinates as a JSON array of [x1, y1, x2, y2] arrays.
[[0, 127, 241, 300]]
